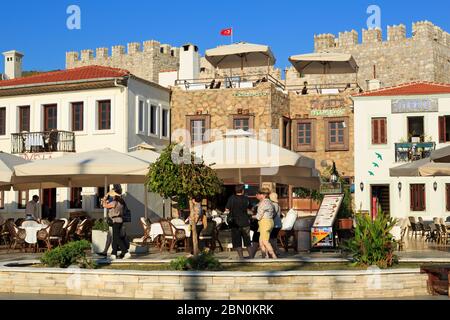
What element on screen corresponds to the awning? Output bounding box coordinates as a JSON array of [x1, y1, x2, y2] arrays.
[[289, 53, 359, 75], [205, 42, 276, 69], [0, 152, 30, 190]]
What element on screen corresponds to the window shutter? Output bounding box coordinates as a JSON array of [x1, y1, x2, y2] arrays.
[[421, 184, 426, 211], [439, 116, 446, 143], [372, 119, 379, 144], [446, 184, 450, 211], [410, 185, 414, 211], [380, 118, 387, 144]]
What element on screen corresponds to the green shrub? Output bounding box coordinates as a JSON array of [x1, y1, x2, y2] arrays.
[[342, 209, 398, 269], [169, 250, 222, 271], [40, 240, 94, 268], [93, 219, 109, 232]]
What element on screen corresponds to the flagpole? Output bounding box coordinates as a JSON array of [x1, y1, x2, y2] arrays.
[[231, 27, 233, 44]]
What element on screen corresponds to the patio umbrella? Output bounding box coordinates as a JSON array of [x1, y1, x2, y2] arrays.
[[289, 52, 358, 76], [0, 152, 30, 190], [13, 148, 151, 217], [192, 130, 320, 189], [205, 42, 275, 71], [418, 162, 450, 177]]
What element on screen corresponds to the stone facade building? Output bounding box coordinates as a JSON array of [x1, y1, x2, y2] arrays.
[[66, 40, 179, 83], [286, 21, 450, 90]]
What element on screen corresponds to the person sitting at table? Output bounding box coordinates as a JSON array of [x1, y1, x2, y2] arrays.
[[25, 195, 39, 221]]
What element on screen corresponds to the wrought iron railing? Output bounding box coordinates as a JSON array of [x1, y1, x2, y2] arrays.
[[394, 142, 436, 162], [11, 130, 76, 154]]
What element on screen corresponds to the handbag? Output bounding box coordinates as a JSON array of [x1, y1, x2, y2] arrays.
[[106, 217, 114, 226]]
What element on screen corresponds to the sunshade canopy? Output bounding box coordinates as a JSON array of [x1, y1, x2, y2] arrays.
[[192, 132, 320, 189], [13, 148, 151, 189], [0, 152, 30, 190], [205, 42, 276, 69], [289, 53, 359, 75]]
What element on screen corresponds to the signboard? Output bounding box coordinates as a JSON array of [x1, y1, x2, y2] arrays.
[[311, 227, 334, 247], [310, 108, 346, 117], [233, 91, 269, 97], [391, 99, 438, 113], [313, 194, 344, 227]]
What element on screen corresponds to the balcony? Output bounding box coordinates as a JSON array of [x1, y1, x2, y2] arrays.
[[394, 142, 436, 162], [11, 130, 76, 154]]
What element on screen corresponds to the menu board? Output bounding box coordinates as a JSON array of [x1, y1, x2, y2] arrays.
[[313, 194, 344, 227]]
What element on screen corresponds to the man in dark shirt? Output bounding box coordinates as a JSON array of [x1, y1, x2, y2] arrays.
[[225, 184, 252, 259]]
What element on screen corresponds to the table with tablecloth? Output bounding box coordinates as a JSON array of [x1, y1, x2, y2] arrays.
[[150, 221, 191, 241], [20, 221, 48, 244]]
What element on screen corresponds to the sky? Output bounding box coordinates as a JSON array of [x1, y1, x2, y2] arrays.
[[0, 0, 449, 73]]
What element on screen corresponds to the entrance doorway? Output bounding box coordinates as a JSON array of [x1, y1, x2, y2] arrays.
[[407, 116, 424, 142], [42, 188, 57, 220], [370, 185, 390, 218]]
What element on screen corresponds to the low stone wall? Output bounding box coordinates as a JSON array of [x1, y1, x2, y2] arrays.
[[0, 262, 429, 299]]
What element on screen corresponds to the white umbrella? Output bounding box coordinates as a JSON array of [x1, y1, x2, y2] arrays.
[[289, 53, 359, 75], [192, 131, 320, 189], [0, 152, 30, 190]]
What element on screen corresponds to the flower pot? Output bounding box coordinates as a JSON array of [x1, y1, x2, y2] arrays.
[[91, 230, 111, 254], [338, 218, 353, 230]]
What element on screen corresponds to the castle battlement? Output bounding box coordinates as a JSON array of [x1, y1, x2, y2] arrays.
[[314, 21, 450, 52]]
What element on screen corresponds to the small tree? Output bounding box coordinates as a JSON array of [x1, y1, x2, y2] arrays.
[[145, 144, 223, 255]]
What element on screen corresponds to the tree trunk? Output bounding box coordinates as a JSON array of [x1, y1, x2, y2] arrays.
[[189, 199, 199, 256]]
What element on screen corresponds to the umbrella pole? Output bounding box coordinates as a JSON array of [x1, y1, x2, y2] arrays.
[[144, 185, 148, 219], [39, 183, 42, 220], [103, 176, 108, 218]]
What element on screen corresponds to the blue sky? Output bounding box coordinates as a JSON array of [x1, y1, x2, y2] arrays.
[[1, 0, 449, 73]]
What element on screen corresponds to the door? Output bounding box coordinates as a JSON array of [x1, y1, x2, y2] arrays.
[[42, 188, 57, 220], [370, 185, 390, 219], [44, 104, 57, 131], [407, 117, 424, 142]]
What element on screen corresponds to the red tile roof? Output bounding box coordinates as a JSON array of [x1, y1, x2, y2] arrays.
[[0, 65, 130, 88], [354, 81, 450, 97]]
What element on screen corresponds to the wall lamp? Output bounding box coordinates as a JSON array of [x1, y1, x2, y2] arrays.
[[398, 182, 402, 193], [360, 182, 364, 192], [433, 181, 438, 192]]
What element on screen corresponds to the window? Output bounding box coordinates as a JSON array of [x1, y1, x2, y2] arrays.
[[446, 184, 450, 211], [71, 102, 84, 131], [438, 116, 450, 143], [325, 117, 349, 151], [187, 115, 210, 145], [138, 100, 145, 133], [98, 100, 111, 130], [150, 105, 158, 135], [70, 187, 83, 209], [18, 106, 30, 132], [43, 104, 57, 131], [371, 117, 387, 144], [407, 116, 424, 142], [410, 184, 426, 211], [0, 108, 5, 135], [294, 119, 315, 152], [0, 191, 4, 209], [162, 109, 169, 138], [231, 115, 254, 132], [18, 190, 28, 209], [281, 117, 291, 149]]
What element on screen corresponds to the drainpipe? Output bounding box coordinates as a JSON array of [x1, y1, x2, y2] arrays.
[[114, 77, 129, 153]]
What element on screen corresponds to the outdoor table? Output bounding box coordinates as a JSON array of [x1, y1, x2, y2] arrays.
[[20, 221, 47, 244], [150, 222, 191, 241]]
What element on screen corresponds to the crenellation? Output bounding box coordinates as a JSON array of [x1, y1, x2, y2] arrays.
[[387, 24, 406, 42], [171, 47, 180, 58], [96, 47, 109, 59], [362, 28, 382, 44], [143, 40, 160, 52], [160, 44, 171, 55], [80, 49, 94, 61], [412, 20, 436, 40], [127, 42, 141, 54], [338, 30, 358, 47], [66, 51, 79, 63], [112, 45, 125, 57], [314, 34, 335, 52]]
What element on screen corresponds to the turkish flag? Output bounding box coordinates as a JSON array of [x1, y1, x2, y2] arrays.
[[220, 28, 233, 36]]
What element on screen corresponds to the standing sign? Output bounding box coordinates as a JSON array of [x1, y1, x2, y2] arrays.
[[311, 194, 344, 248]]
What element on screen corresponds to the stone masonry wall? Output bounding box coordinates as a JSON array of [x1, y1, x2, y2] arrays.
[[286, 21, 450, 90], [66, 40, 179, 83]]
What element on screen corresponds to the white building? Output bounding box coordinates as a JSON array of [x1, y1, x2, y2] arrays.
[[0, 54, 171, 235], [353, 81, 450, 220]]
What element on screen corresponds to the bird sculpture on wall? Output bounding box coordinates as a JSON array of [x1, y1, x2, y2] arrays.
[[375, 152, 383, 160], [372, 162, 379, 168], [368, 171, 375, 176]]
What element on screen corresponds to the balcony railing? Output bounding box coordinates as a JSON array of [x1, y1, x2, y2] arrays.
[[11, 130, 76, 154], [394, 142, 436, 162]]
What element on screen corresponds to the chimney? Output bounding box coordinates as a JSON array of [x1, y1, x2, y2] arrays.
[[367, 65, 381, 90], [178, 44, 200, 80], [2, 50, 24, 80]]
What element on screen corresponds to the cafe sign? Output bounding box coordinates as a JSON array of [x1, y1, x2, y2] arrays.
[[310, 108, 346, 117], [391, 99, 438, 113], [233, 91, 269, 97]]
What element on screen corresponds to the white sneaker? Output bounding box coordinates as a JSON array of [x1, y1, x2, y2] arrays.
[[122, 252, 131, 260], [110, 255, 117, 260]]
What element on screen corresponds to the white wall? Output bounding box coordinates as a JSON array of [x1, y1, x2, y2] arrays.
[[354, 94, 450, 220]]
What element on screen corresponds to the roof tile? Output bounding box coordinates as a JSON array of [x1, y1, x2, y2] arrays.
[[354, 81, 450, 97]]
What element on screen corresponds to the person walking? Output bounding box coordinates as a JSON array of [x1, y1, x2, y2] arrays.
[[225, 184, 252, 259], [102, 195, 131, 260], [269, 192, 282, 256], [255, 188, 277, 259], [25, 195, 39, 221]]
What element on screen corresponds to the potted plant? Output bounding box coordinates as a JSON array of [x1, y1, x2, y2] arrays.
[[337, 184, 354, 230], [91, 219, 111, 255]]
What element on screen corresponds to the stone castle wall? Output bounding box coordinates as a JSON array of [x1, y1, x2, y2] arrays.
[[286, 21, 450, 89], [66, 40, 179, 83]]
